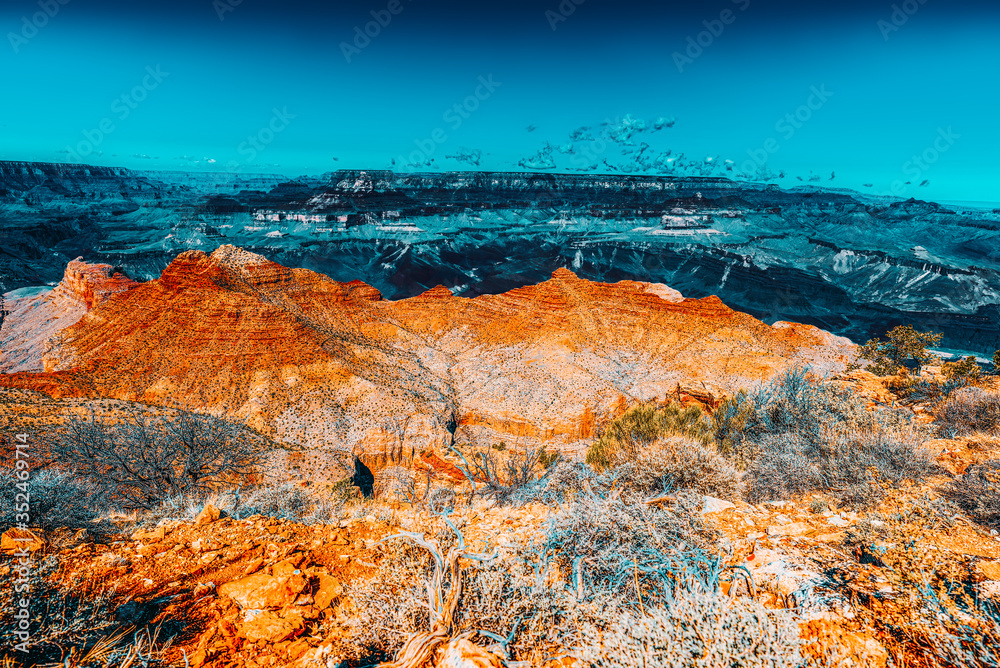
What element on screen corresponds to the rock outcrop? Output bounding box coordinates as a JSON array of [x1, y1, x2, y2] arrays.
[[0, 259, 138, 372], [0, 246, 854, 473]]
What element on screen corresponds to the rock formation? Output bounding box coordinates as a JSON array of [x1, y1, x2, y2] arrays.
[[0, 246, 853, 474], [0, 259, 138, 372]]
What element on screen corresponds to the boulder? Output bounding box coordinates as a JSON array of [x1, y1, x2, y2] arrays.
[[313, 574, 342, 610], [195, 504, 221, 525], [219, 572, 308, 609], [239, 609, 304, 643], [1, 528, 45, 553]]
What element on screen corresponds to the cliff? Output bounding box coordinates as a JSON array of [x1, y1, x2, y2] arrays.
[[1, 247, 854, 474]]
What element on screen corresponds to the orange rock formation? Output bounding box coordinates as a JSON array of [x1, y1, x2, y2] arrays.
[[0, 259, 138, 372], [0, 246, 853, 473]]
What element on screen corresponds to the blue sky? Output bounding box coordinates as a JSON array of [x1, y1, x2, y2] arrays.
[[2, 0, 999, 203]]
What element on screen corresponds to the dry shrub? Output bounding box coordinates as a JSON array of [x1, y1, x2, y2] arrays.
[[373, 465, 416, 502], [943, 459, 1000, 529], [613, 435, 743, 500], [936, 387, 1000, 436], [578, 592, 805, 668]]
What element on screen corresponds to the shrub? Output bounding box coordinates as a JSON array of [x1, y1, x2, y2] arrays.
[[994, 349, 1000, 373], [942, 355, 982, 382], [742, 424, 934, 505], [505, 460, 599, 506], [139, 483, 338, 526], [0, 468, 106, 533], [539, 491, 718, 606], [935, 387, 1000, 435], [462, 445, 549, 505], [942, 459, 1000, 529], [587, 403, 711, 470], [857, 325, 942, 376], [612, 436, 743, 500], [0, 555, 176, 666], [47, 407, 269, 509], [578, 592, 805, 668], [715, 368, 933, 505], [373, 465, 416, 502]]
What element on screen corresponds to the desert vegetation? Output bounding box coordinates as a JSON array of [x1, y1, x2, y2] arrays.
[[2, 357, 1000, 668]]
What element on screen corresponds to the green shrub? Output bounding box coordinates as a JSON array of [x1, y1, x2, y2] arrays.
[[587, 403, 711, 470]]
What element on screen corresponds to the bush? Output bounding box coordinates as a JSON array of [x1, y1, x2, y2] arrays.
[[140, 483, 338, 526], [0, 468, 106, 533], [942, 355, 982, 382], [578, 592, 805, 668], [942, 459, 1000, 529], [0, 555, 176, 666], [540, 491, 718, 606], [505, 460, 599, 506], [743, 425, 934, 505], [587, 403, 711, 470], [373, 465, 416, 502], [47, 407, 270, 509], [460, 445, 551, 505], [715, 368, 933, 505], [857, 325, 942, 376], [612, 436, 743, 500], [994, 349, 1000, 373], [935, 387, 1000, 435]]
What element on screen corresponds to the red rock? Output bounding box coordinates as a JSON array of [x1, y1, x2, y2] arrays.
[[0, 246, 853, 475]]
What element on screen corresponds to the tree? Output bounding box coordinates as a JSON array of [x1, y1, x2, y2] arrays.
[[857, 325, 942, 376], [48, 407, 269, 509], [942, 356, 981, 382]]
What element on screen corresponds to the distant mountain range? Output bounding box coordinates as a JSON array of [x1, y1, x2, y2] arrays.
[[2, 161, 999, 354]]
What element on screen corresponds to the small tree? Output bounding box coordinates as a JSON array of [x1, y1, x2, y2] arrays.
[[993, 350, 1000, 374], [48, 407, 269, 509], [857, 325, 942, 376], [942, 356, 981, 382]]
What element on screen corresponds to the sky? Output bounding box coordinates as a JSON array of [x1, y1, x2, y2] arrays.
[[1, 0, 999, 203]]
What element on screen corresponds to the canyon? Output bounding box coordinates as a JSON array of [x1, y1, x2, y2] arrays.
[[1, 246, 852, 478]]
